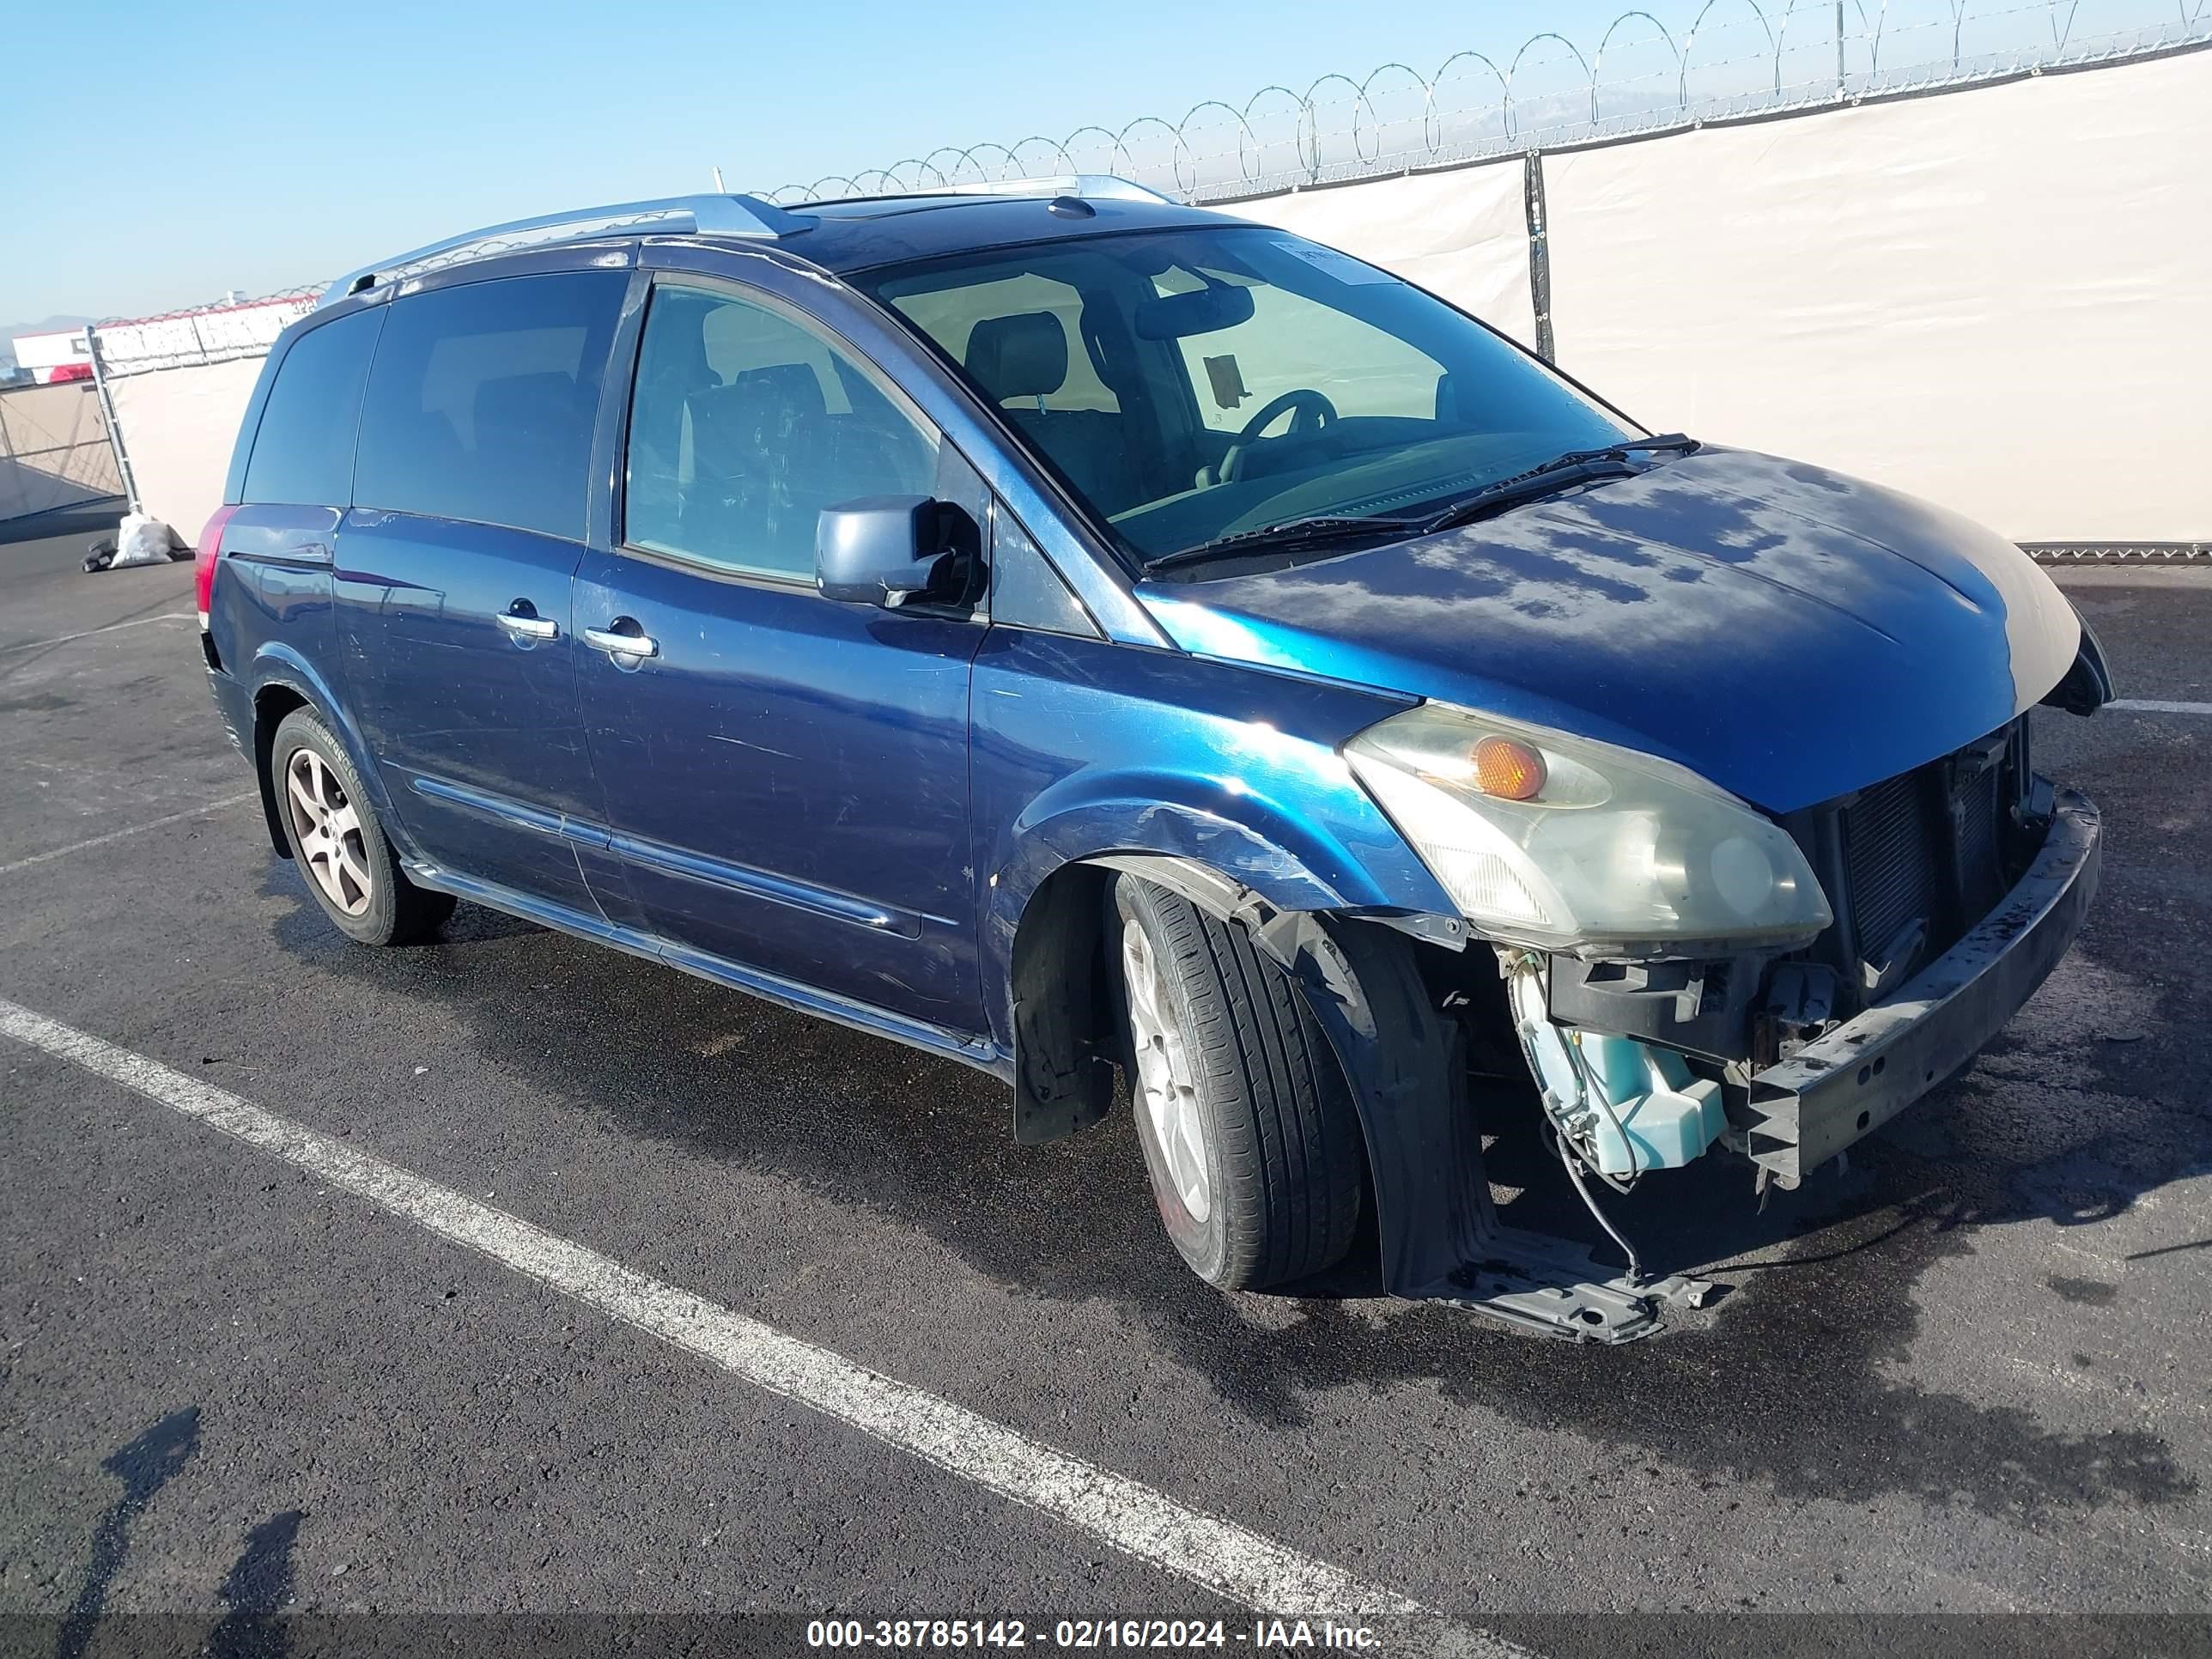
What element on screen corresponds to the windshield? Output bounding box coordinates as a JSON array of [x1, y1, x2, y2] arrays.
[[860, 226, 1638, 567]]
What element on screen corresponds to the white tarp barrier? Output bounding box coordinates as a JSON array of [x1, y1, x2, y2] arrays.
[[104, 356, 264, 549], [91, 50, 2209, 550], [1540, 49, 2212, 544], [1227, 159, 1535, 347]]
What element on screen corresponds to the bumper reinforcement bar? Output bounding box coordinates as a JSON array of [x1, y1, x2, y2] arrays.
[[1743, 790, 2101, 1190]]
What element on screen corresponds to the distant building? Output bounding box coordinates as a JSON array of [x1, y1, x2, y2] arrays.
[[10, 329, 94, 385]]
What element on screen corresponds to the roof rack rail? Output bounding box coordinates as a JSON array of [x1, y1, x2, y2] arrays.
[[928, 173, 1173, 204], [319, 193, 814, 306]]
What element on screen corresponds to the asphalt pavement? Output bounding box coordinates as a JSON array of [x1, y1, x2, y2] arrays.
[[3, 515, 2209, 1659]]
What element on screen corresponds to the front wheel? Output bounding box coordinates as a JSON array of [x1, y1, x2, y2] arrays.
[[270, 708, 453, 946], [1106, 876, 1366, 1290]]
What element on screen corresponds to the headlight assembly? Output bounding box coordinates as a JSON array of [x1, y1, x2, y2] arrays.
[[1344, 702, 1832, 956]]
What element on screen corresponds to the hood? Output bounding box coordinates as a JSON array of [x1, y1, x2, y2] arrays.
[[1136, 447, 2083, 815]]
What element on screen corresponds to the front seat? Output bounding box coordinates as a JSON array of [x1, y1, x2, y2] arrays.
[[963, 312, 1137, 514], [686, 364, 836, 573]]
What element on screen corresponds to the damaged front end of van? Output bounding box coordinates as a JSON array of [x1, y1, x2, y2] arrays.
[[1137, 446, 2112, 1341]]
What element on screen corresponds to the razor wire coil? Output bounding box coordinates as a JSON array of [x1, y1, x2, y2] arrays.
[[756, 0, 2209, 204], [76, 0, 2211, 374]]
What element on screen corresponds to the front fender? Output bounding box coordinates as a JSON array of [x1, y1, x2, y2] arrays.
[[972, 627, 1461, 1056], [986, 770, 1457, 1030], [1002, 766, 1417, 909]]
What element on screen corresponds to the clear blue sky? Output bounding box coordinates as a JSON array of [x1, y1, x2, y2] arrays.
[[2, 0, 1766, 323]]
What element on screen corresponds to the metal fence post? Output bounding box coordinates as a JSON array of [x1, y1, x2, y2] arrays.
[[82, 326, 139, 515], [1523, 149, 1557, 363]]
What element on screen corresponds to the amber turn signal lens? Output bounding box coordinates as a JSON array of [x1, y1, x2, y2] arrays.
[[1471, 735, 1547, 800]]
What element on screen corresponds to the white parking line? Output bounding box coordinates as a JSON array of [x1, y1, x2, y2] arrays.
[[2107, 698, 2212, 715], [0, 996, 1525, 1656], [0, 790, 261, 878], [0, 612, 198, 653]]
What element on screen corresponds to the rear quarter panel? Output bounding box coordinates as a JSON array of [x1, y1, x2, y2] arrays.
[[209, 505, 404, 845]]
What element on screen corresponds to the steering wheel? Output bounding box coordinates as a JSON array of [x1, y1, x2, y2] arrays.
[[1218, 388, 1339, 483]]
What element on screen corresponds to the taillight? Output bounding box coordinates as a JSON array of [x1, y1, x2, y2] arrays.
[[194, 504, 240, 628]]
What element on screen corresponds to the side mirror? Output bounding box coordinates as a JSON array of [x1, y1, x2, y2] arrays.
[[817, 496, 947, 606]]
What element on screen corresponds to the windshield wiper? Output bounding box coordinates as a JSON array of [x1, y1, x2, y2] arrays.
[[1142, 514, 1424, 575], [1415, 433, 1698, 535], [1139, 434, 1698, 575]]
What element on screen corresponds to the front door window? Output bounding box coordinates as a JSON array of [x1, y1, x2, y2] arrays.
[[625, 284, 939, 581]]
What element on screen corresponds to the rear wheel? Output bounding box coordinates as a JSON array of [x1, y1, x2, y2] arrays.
[[270, 708, 453, 946], [1106, 875, 1365, 1290]]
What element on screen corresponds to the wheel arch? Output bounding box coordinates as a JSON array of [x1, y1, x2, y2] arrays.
[[246, 647, 396, 863], [1000, 833, 1457, 1150], [1006, 842, 1485, 1303], [251, 682, 308, 858], [989, 774, 1451, 1006]]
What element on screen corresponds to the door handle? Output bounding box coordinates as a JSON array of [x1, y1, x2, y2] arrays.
[[584, 623, 659, 659], [496, 611, 558, 641]]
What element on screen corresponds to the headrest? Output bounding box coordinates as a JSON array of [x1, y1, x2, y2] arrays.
[[731, 362, 829, 421], [641, 307, 715, 396], [684, 385, 752, 471], [687, 364, 831, 470], [963, 313, 1067, 404]]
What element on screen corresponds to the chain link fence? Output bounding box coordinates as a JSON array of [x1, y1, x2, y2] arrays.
[[0, 382, 122, 522]]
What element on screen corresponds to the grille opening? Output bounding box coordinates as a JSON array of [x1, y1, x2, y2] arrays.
[[1842, 772, 1942, 974], [1786, 716, 2032, 1024]]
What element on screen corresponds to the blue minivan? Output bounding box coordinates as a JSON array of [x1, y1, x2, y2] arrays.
[[199, 178, 2109, 1340]]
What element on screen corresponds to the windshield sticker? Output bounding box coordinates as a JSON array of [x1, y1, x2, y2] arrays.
[[1271, 241, 1395, 284]]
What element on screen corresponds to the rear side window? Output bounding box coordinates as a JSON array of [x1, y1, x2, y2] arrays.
[[242, 309, 381, 507], [353, 270, 626, 540]]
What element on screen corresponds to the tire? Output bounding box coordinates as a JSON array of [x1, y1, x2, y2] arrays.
[[1105, 875, 1365, 1290], [269, 708, 453, 946]]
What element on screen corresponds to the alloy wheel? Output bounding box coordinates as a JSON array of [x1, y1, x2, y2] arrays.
[[284, 748, 374, 917], [1121, 919, 1212, 1224]]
